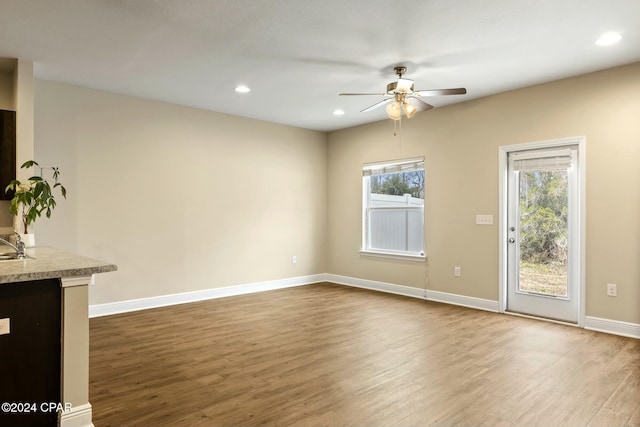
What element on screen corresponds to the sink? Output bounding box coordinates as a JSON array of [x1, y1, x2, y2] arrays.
[[0, 252, 32, 261]]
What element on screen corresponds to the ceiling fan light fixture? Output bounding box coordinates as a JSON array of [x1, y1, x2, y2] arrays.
[[386, 101, 402, 120], [402, 102, 417, 118], [338, 66, 467, 122]]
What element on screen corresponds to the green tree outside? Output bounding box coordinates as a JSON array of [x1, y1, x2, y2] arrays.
[[370, 171, 424, 199], [518, 170, 568, 296], [519, 170, 568, 265]]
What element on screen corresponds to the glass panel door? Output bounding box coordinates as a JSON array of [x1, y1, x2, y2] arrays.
[[507, 146, 579, 323]]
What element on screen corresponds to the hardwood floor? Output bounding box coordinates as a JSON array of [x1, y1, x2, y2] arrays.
[[89, 283, 640, 426]]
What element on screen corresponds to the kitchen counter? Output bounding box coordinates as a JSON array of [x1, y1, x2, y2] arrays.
[[0, 245, 117, 427], [0, 246, 117, 284]]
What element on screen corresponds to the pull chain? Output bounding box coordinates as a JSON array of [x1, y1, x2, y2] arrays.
[[393, 117, 402, 149]]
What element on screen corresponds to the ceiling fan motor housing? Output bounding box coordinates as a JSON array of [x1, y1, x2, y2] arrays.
[[394, 66, 407, 76], [386, 80, 415, 95]]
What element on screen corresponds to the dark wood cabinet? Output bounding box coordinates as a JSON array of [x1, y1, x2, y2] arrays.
[[0, 279, 62, 427], [0, 109, 16, 200]]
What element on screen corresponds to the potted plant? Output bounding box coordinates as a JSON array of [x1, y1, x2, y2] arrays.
[[5, 160, 67, 245]]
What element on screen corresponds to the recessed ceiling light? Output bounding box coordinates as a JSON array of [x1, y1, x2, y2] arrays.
[[235, 85, 250, 93], [333, 109, 345, 116], [596, 32, 622, 46]]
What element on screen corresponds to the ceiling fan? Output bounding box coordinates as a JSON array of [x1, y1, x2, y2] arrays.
[[339, 66, 467, 120]]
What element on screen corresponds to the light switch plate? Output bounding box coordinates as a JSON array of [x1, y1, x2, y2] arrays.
[[0, 318, 10, 335], [476, 214, 494, 225]]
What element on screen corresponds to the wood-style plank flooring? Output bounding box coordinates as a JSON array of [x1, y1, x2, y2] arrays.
[[89, 283, 640, 426]]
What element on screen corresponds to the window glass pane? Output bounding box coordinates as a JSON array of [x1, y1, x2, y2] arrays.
[[363, 166, 424, 256], [518, 170, 568, 297], [369, 171, 424, 200], [369, 209, 409, 251]]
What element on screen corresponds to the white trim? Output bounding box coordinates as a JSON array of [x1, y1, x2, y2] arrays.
[[584, 316, 640, 339], [425, 289, 500, 312], [505, 311, 579, 327], [61, 275, 94, 288], [325, 274, 499, 312], [88, 273, 637, 340], [363, 156, 424, 171], [498, 136, 586, 326], [325, 274, 426, 299], [359, 250, 426, 262], [89, 274, 325, 318], [59, 403, 93, 427], [498, 147, 508, 313]]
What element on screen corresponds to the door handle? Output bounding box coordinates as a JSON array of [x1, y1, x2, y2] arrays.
[[508, 238, 516, 244]]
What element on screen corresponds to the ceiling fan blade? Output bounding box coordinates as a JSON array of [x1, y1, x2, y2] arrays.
[[361, 98, 393, 113], [406, 97, 434, 112], [413, 88, 467, 96], [339, 92, 387, 96]]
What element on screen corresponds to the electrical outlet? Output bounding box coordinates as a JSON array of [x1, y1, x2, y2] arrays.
[[0, 318, 10, 335], [454, 266, 461, 277], [292, 255, 297, 264], [607, 283, 617, 297], [476, 214, 494, 225]]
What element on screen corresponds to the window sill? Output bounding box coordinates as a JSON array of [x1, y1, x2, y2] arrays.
[[359, 250, 426, 262]]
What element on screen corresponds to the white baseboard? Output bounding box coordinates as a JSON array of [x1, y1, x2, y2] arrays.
[[584, 316, 640, 339], [325, 273, 500, 312], [328, 274, 639, 338], [89, 274, 325, 318], [59, 403, 93, 427], [325, 273, 426, 299], [425, 288, 500, 312], [89, 273, 638, 340]]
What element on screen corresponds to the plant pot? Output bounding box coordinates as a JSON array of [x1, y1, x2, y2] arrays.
[[20, 233, 35, 247]]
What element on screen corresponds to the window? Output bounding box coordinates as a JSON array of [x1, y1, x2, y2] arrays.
[[362, 158, 425, 259]]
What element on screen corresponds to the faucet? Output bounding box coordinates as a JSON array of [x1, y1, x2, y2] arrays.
[[0, 232, 26, 259]]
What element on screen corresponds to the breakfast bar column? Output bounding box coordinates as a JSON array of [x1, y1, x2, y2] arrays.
[[59, 276, 94, 427]]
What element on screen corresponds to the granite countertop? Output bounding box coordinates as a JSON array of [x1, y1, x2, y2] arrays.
[[0, 246, 117, 284]]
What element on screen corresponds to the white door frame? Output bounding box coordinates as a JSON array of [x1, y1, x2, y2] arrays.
[[498, 136, 586, 326]]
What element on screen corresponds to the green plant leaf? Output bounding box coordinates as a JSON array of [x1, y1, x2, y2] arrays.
[[9, 198, 18, 216], [33, 183, 42, 199], [8, 160, 66, 227], [21, 160, 38, 169], [5, 180, 19, 193]]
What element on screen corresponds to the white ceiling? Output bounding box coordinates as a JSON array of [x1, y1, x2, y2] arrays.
[[1, 0, 639, 132]]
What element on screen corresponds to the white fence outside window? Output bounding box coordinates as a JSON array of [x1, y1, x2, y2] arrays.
[[368, 193, 424, 253]]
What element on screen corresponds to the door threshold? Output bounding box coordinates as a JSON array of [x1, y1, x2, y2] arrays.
[[505, 311, 578, 327]]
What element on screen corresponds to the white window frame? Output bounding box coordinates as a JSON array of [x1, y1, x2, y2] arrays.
[[361, 157, 426, 261]]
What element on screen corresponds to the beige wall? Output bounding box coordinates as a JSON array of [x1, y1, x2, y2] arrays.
[[0, 71, 13, 109], [33, 63, 639, 325], [14, 60, 35, 183], [34, 80, 327, 305], [327, 63, 640, 324]]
